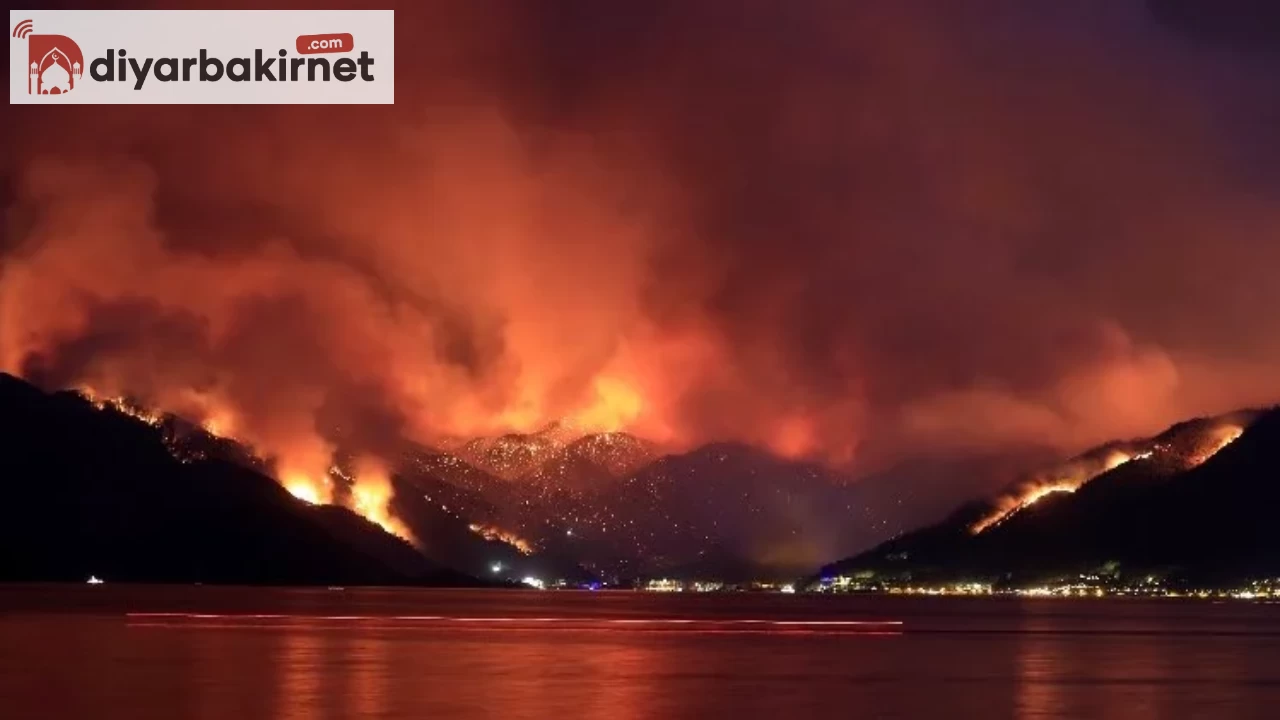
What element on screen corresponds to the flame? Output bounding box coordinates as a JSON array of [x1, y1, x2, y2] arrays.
[[971, 449, 1138, 534], [468, 523, 534, 555], [282, 471, 331, 506], [78, 388, 165, 427], [1018, 483, 1076, 508], [1187, 424, 1243, 467], [286, 481, 322, 505], [569, 376, 644, 434], [969, 422, 1250, 536], [75, 387, 423, 545], [347, 458, 417, 545], [201, 411, 236, 439]]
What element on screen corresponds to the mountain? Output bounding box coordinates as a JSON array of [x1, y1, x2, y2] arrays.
[[524, 432, 659, 494], [0, 373, 477, 586], [817, 408, 1278, 586], [4, 369, 1055, 587], [397, 433, 901, 582], [447, 423, 580, 480], [544, 443, 894, 581]]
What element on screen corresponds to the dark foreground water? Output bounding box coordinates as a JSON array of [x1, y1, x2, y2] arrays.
[[3, 586, 1280, 719]]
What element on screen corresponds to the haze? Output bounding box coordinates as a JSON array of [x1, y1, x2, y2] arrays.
[[3, 0, 1278, 491]]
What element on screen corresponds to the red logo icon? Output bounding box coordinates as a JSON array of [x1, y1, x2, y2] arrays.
[[13, 20, 85, 96]]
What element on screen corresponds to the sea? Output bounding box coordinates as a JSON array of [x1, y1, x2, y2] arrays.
[[2, 585, 1279, 719]]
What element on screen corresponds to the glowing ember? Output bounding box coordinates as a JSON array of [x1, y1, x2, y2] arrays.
[[468, 523, 534, 555]]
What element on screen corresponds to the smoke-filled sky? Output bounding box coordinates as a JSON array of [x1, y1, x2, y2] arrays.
[[3, 0, 1279, 483]]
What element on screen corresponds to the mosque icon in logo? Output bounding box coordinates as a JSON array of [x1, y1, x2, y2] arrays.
[[13, 20, 84, 95]]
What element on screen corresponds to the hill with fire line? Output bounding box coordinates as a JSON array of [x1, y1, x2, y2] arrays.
[[816, 407, 1280, 586], [0, 371, 910, 585], [0, 372, 495, 586]]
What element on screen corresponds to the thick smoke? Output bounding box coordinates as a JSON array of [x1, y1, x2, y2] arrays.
[[3, 0, 1280, 485]]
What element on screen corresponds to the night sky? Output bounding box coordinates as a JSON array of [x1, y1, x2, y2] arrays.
[[3, 1, 1279, 490]]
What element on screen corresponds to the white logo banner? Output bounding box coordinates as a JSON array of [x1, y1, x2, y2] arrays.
[[11, 10, 394, 104]]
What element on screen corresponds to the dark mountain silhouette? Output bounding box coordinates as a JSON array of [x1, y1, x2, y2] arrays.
[[390, 433, 902, 582], [818, 408, 1279, 586], [0, 373, 477, 586], [556, 443, 890, 581], [3, 369, 1066, 587]]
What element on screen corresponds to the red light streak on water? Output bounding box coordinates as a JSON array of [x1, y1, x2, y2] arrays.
[[123, 613, 904, 635]]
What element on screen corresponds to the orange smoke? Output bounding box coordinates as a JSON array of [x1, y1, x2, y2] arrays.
[[6, 1, 1280, 486]]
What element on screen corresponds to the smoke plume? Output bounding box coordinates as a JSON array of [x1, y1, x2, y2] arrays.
[[4, 0, 1280, 493]]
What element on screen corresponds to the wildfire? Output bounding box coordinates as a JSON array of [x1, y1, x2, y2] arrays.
[[468, 523, 534, 555], [568, 376, 644, 434], [78, 388, 164, 427], [286, 481, 323, 505], [282, 471, 331, 506], [73, 389, 423, 544], [1187, 425, 1243, 467], [200, 410, 237, 439], [970, 449, 1139, 534], [346, 459, 417, 545]]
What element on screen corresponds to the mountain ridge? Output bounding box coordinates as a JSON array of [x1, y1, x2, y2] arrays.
[[816, 406, 1280, 586]]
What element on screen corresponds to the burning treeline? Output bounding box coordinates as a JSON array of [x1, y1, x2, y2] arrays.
[[77, 386, 416, 544], [970, 419, 1250, 535]]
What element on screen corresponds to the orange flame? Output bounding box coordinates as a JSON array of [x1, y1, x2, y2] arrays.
[[1186, 425, 1243, 467], [282, 470, 331, 506], [569, 376, 644, 434], [468, 523, 534, 555], [347, 458, 417, 545], [971, 449, 1137, 534]]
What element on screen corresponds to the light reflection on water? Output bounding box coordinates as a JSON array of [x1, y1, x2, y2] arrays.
[[3, 586, 1280, 719]]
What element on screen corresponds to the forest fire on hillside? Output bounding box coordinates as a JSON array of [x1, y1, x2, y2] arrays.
[[468, 523, 535, 555], [1187, 425, 1244, 468], [970, 449, 1142, 535], [72, 389, 419, 544], [971, 418, 1252, 535]]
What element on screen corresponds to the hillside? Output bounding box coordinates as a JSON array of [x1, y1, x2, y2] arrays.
[[817, 408, 1280, 586], [0, 373, 475, 586]]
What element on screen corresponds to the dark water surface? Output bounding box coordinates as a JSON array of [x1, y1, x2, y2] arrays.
[[3, 585, 1280, 719]]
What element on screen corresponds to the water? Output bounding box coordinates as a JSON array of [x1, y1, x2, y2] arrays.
[[3, 585, 1280, 719]]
